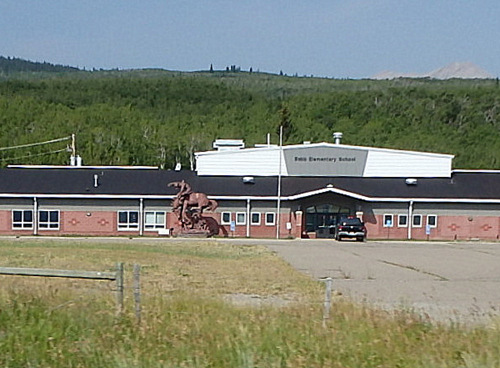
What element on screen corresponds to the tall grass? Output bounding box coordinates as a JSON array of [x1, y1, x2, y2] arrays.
[[0, 238, 499, 367]]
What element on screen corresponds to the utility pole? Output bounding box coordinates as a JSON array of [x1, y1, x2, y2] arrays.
[[71, 133, 76, 157]]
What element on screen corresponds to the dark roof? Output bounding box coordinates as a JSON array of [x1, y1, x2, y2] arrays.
[[281, 174, 500, 200], [0, 168, 276, 197], [1, 167, 500, 201]]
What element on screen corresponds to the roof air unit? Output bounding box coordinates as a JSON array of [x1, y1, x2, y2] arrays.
[[213, 139, 245, 151]]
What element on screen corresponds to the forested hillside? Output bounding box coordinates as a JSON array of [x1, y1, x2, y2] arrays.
[[0, 56, 79, 75], [0, 58, 499, 169]]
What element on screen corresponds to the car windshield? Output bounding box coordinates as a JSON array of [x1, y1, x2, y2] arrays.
[[340, 218, 363, 226]]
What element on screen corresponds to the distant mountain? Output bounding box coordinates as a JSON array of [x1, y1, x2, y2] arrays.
[[0, 56, 80, 74], [428, 62, 493, 79], [372, 62, 493, 80]]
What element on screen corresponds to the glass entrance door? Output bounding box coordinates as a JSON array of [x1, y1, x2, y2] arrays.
[[305, 204, 351, 238]]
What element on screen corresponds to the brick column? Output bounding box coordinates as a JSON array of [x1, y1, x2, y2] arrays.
[[294, 211, 303, 238]]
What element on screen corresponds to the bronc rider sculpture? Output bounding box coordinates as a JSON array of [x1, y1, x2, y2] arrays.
[[168, 180, 218, 236]]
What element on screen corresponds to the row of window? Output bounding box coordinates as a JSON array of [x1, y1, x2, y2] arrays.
[[11, 210, 278, 231], [383, 214, 437, 228], [220, 211, 276, 226], [13, 210, 60, 229], [117, 210, 166, 230], [11, 210, 167, 231]]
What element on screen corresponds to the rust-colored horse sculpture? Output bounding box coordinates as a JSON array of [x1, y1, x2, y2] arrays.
[[168, 181, 218, 235]]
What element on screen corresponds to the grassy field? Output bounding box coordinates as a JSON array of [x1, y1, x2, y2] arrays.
[[0, 238, 499, 367]]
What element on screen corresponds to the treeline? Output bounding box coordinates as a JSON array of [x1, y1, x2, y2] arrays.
[[0, 66, 499, 169], [0, 56, 79, 75]]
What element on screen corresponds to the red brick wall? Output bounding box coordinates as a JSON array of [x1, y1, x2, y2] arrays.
[[435, 215, 499, 241], [1, 208, 498, 241], [366, 214, 500, 241], [59, 211, 128, 236], [0, 210, 11, 233]]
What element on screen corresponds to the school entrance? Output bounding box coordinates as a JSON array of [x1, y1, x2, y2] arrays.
[[304, 204, 351, 238]]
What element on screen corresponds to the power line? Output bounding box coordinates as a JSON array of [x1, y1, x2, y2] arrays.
[[0, 136, 72, 152], [0, 148, 68, 162]]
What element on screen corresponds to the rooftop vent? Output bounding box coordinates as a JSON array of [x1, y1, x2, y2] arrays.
[[70, 155, 82, 166], [213, 139, 245, 151], [242, 176, 255, 184], [333, 132, 343, 144], [405, 178, 418, 185]]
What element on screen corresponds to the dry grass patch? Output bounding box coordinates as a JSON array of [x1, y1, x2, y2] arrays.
[[0, 238, 499, 368], [0, 238, 318, 303]]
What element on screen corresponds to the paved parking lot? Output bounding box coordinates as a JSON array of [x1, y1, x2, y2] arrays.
[[263, 239, 500, 324]]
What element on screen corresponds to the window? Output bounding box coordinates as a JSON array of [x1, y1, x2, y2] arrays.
[[144, 211, 165, 230], [236, 212, 246, 225], [398, 214, 408, 227], [221, 212, 231, 225], [12, 210, 33, 229], [383, 214, 393, 227], [39, 210, 60, 230], [265, 212, 276, 226], [412, 214, 422, 227], [427, 215, 438, 228], [251, 212, 261, 226], [118, 211, 139, 230]]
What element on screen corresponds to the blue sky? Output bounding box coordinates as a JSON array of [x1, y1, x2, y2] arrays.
[[1, 0, 498, 78]]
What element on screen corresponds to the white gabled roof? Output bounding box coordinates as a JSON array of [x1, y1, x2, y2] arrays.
[[195, 141, 454, 177], [196, 142, 454, 159]]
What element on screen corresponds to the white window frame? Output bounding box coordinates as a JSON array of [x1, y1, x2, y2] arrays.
[[221, 211, 231, 225], [250, 212, 261, 226], [236, 212, 246, 225], [427, 214, 438, 228], [412, 214, 423, 228], [397, 214, 408, 228], [38, 210, 60, 230], [383, 214, 394, 227], [12, 209, 34, 230], [118, 210, 139, 231], [144, 211, 166, 230], [265, 212, 276, 226]]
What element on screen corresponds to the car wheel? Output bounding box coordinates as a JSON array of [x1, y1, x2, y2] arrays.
[[357, 236, 365, 242]]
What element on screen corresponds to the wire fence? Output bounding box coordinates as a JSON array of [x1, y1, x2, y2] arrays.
[[0, 263, 125, 315], [0, 264, 335, 327]]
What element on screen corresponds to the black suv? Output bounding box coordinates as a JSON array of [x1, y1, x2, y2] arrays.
[[335, 217, 367, 242]]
